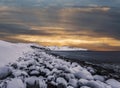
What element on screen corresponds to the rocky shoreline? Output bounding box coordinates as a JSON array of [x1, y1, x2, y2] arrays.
[[0, 46, 120, 88]]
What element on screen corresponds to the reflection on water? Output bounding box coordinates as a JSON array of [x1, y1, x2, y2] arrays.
[[0, 6, 120, 51]]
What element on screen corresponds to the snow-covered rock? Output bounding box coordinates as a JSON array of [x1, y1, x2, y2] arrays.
[[73, 69, 93, 80], [93, 75, 105, 82], [25, 77, 47, 88], [68, 79, 78, 88], [7, 78, 25, 88], [86, 80, 111, 88], [80, 86, 91, 88], [0, 66, 12, 79], [106, 79, 120, 88], [56, 77, 67, 87]]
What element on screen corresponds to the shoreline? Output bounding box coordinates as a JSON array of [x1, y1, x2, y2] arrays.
[[47, 50, 120, 81]]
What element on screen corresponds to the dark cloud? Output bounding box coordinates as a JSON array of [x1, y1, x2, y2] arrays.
[[60, 8, 120, 39], [0, 23, 51, 36]]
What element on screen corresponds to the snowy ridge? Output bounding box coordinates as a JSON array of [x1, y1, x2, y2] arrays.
[[0, 40, 120, 88], [47, 46, 88, 51]]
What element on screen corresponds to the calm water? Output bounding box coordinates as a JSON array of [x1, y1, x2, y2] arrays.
[[51, 51, 120, 64]]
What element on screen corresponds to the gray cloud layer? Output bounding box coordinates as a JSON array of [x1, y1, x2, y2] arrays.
[[0, 7, 120, 40]]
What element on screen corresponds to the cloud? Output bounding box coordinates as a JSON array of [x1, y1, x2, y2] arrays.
[[0, 5, 119, 50]]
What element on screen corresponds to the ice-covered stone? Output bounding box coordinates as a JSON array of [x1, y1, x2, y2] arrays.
[[56, 77, 67, 87], [93, 75, 105, 82], [67, 86, 74, 88], [7, 78, 25, 88], [25, 77, 47, 88], [74, 69, 93, 80], [106, 79, 120, 88], [68, 79, 78, 88], [12, 70, 28, 77], [86, 80, 111, 88], [0, 66, 12, 79], [80, 86, 91, 88], [78, 79, 88, 86], [29, 70, 40, 76]]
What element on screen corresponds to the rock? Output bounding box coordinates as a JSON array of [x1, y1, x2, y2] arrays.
[[0, 66, 12, 79], [7, 78, 25, 88], [106, 79, 120, 88]]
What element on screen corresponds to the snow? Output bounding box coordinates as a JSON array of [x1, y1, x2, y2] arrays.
[[47, 46, 88, 51], [0, 40, 33, 67]]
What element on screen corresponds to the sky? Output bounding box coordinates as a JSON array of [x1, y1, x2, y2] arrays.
[[0, 0, 120, 51]]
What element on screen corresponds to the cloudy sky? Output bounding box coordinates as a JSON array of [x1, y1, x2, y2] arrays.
[[0, 0, 120, 51]]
